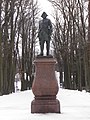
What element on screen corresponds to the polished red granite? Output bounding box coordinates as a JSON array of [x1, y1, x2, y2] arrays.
[[31, 56, 60, 113]]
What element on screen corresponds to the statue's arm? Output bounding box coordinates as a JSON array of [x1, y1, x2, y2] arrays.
[[48, 19, 53, 35]]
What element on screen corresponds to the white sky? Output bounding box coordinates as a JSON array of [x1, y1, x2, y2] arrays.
[[37, 0, 88, 23], [37, 0, 54, 22]]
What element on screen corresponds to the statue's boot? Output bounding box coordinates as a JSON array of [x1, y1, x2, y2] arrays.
[[40, 52, 43, 56]]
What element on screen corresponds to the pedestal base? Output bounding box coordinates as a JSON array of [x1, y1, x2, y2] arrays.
[[31, 57, 60, 113], [31, 99, 60, 113]]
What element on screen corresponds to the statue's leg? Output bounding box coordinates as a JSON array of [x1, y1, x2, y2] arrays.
[[46, 40, 50, 56], [40, 40, 45, 55]]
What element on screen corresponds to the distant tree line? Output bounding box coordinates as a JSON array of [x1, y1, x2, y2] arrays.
[[0, 0, 39, 95], [0, 0, 90, 95], [49, 0, 90, 91]]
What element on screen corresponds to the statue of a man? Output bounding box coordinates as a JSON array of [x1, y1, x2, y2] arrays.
[[38, 12, 53, 56]]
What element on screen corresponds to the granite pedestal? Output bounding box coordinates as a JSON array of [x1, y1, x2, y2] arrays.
[[31, 56, 60, 113]]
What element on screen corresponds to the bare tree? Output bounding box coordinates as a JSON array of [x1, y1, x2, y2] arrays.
[[49, 0, 88, 90], [17, 0, 39, 91], [0, 0, 39, 95], [0, 0, 3, 95]]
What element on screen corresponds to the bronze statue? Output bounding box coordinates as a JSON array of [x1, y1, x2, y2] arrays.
[[38, 12, 52, 56]]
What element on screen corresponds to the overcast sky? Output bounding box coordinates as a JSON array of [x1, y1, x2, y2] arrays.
[[37, 0, 54, 22]]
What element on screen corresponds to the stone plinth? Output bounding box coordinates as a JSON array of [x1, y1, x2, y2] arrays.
[[31, 56, 60, 113]]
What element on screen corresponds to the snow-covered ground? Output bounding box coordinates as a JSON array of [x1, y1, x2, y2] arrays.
[[0, 88, 90, 120]]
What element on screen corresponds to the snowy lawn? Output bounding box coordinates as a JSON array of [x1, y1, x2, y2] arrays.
[[0, 89, 90, 120]]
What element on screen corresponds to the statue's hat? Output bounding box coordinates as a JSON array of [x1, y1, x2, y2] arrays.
[[41, 12, 48, 18]]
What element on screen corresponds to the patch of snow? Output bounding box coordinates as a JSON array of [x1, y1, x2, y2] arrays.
[[0, 88, 90, 120]]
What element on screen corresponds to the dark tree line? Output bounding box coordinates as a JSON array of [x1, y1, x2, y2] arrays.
[[49, 0, 90, 91], [0, 0, 90, 95], [0, 0, 39, 95]]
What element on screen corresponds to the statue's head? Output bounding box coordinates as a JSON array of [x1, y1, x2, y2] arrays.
[[41, 12, 48, 19]]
